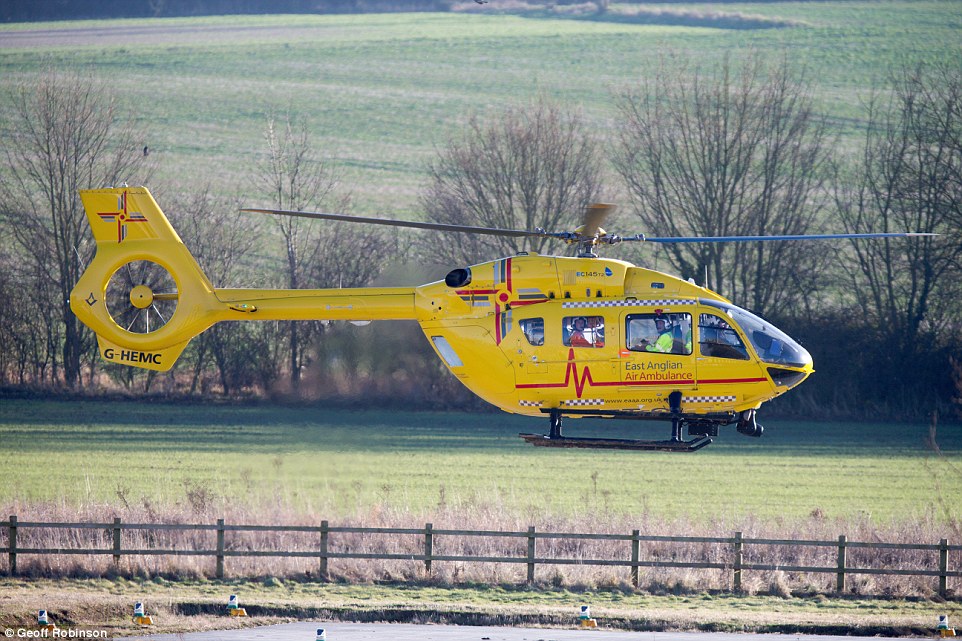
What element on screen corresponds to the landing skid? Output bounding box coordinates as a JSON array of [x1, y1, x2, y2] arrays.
[[519, 433, 712, 452], [521, 391, 721, 452]]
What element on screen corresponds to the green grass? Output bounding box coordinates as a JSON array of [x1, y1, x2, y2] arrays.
[[1, 399, 959, 526], [1, 5, 960, 212]]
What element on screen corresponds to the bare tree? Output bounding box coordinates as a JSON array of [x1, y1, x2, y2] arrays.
[[421, 95, 604, 265], [253, 110, 393, 395], [168, 185, 269, 396], [253, 111, 347, 393], [0, 247, 54, 385], [0, 70, 149, 388], [834, 61, 962, 360], [613, 55, 831, 319]]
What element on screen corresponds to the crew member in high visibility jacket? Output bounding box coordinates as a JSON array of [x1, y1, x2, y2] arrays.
[[644, 317, 674, 353]]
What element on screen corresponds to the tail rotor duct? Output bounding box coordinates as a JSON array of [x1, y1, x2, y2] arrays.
[[105, 260, 179, 335]]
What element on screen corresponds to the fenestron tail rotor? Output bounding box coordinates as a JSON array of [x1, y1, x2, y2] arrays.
[[105, 260, 179, 334]]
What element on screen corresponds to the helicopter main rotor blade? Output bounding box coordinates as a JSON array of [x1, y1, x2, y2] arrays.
[[581, 203, 616, 239], [622, 232, 938, 244], [241, 208, 547, 239]]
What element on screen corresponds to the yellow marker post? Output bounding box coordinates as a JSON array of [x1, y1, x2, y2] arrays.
[[37, 610, 56, 632], [579, 605, 598, 628], [939, 615, 956, 638], [228, 595, 247, 617], [133, 602, 153, 626]]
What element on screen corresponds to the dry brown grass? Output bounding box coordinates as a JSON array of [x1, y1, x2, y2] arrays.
[[0, 576, 958, 638], [0, 584, 291, 637], [2, 501, 957, 598]]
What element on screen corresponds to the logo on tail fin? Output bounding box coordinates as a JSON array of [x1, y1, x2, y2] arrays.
[[97, 190, 147, 242]]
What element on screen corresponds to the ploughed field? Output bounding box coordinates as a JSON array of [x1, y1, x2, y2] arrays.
[[0, 4, 960, 213]]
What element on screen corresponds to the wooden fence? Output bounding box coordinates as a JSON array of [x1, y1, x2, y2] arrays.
[[2, 516, 959, 596]]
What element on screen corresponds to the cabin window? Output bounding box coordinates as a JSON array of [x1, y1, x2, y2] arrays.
[[562, 315, 605, 348], [698, 314, 749, 360], [626, 313, 692, 355], [520, 318, 544, 346]]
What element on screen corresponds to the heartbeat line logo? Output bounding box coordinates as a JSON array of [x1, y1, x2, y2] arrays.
[[97, 190, 147, 242], [516, 348, 619, 398], [516, 349, 702, 398], [563, 349, 597, 398]]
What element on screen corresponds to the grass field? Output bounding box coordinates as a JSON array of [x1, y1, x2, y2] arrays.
[[1, 5, 961, 618], [2, 399, 959, 528], [1, 4, 960, 213], [0, 399, 960, 621]]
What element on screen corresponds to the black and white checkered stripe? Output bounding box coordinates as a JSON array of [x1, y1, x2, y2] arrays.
[[518, 400, 543, 407], [684, 395, 737, 403], [562, 299, 695, 309], [562, 399, 605, 406]]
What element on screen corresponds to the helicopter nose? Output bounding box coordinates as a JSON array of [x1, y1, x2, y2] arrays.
[[767, 366, 810, 389], [764, 335, 812, 389]]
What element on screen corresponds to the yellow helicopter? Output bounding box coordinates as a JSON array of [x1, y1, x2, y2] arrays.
[[69, 186, 929, 452]]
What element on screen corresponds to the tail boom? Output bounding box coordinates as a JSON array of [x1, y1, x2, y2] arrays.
[[214, 288, 416, 322], [70, 186, 418, 372]]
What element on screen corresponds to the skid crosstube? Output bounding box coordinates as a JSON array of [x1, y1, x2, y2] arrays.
[[522, 392, 735, 452], [519, 433, 713, 452]]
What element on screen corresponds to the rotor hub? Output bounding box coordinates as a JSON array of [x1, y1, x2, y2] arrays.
[[129, 284, 153, 309]]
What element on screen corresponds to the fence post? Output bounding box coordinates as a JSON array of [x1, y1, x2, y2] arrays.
[[424, 523, 433, 576], [732, 531, 742, 592], [836, 534, 846, 593], [112, 518, 122, 567], [215, 518, 225, 579], [630, 529, 640, 588], [939, 538, 948, 597], [526, 526, 536, 584], [319, 520, 329, 580], [7, 516, 16, 576]]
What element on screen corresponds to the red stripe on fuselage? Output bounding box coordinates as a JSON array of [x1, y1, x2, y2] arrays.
[[515, 350, 768, 398]]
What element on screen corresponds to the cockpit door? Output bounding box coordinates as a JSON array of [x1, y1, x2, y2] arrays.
[[693, 310, 767, 405], [619, 310, 697, 393]]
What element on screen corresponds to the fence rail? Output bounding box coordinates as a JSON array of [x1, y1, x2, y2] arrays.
[[2, 516, 958, 595]]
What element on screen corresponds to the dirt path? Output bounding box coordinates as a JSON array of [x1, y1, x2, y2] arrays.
[[0, 21, 337, 49]]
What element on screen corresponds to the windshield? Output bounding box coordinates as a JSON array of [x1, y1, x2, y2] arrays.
[[700, 300, 812, 368]]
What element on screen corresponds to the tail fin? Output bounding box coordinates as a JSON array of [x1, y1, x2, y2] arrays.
[[71, 187, 419, 373], [81, 187, 186, 245], [70, 187, 221, 372]]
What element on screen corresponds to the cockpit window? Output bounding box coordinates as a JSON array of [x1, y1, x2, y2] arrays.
[[698, 314, 749, 360], [563, 316, 605, 348], [626, 313, 692, 354], [520, 318, 544, 346], [700, 300, 812, 368]]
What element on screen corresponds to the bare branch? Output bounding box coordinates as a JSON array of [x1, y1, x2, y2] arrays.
[[613, 54, 831, 319], [421, 94, 603, 265]]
